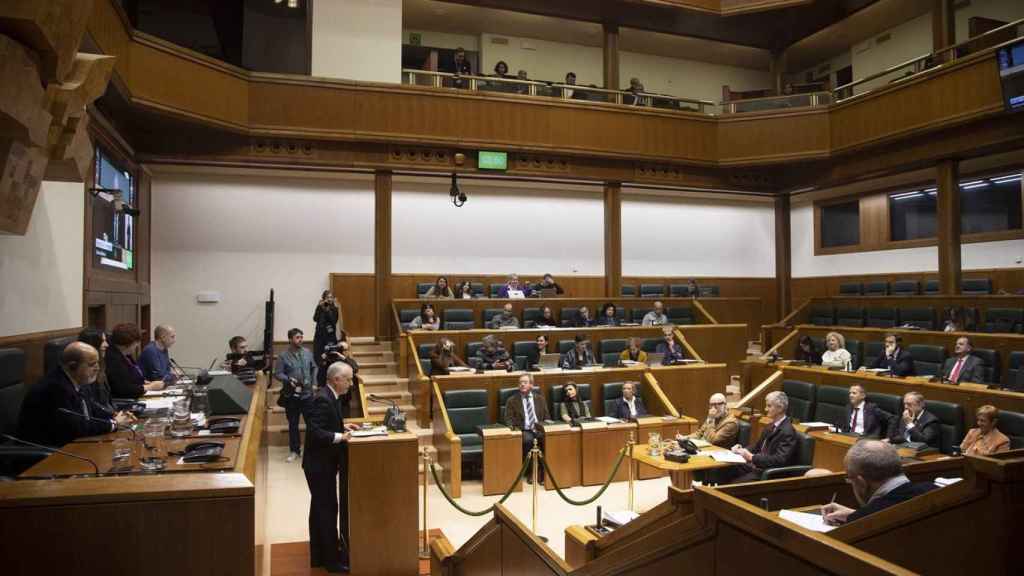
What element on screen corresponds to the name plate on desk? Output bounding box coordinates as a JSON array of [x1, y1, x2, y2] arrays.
[[578, 420, 607, 430], [480, 426, 516, 438], [635, 416, 663, 427], [542, 423, 572, 433]]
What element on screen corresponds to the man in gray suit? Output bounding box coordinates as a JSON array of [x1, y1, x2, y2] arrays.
[[941, 336, 985, 384]]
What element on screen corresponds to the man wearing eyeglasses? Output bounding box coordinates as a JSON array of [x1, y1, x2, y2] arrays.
[[677, 393, 738, 448]]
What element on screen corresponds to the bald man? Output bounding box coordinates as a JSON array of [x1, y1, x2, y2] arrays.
[[678, 393, 738, 448], [18, 342, 134, 447], [140, 324, 177, 382]]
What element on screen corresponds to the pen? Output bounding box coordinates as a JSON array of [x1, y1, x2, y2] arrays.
[[823, 492, 837, 518]]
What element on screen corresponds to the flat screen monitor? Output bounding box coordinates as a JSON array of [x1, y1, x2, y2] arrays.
[[93, 148, 135, 271], [997, 38, 1024, 111]]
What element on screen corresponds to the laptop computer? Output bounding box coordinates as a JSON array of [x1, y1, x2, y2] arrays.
[[539, 353, 561, 370]]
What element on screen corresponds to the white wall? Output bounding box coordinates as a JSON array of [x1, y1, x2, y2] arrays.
[[621, 193, 775, 277], [151, 170, 374, 366], [312, 0, 402, 83], [480, 33, 604, 86], [404, 29, 479, 52], [392, 177, 604, 275], [791, 203, 1024, 277], [619, 51, 773, 103], [955, 0, 1024, 45], [850, 12, 933, 94], [0, 181, 84, 337]]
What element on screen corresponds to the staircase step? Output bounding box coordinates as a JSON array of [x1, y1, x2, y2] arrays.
[[367, 403, 416, 415], [350, 351, 395, 363]]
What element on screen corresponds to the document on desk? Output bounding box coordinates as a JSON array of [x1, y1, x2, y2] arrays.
[[351, 426, 388, 438], [778, 509, 836, 533], [143, 397, 176, 411], [708, 451, 747, 464], [595, 416, 621, 424]]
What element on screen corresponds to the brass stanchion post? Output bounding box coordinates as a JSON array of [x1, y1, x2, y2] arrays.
[[419, 448, 430, 559], [530, 439, 548, 542], [627, 432, 636, 513]]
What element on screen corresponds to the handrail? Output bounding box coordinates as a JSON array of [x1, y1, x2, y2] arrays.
[[734, 369, 783, 411], [644, 372, 681, 418], [720, 91, 833, 114], [762, 328, 800, 359], [390, 302, 404, 336], [691, 299, 718, 324], [674, 328, 705, 363], [409, 334, 427, 382], [833, 16, 1024, 101], [776, 299, 811, 327]]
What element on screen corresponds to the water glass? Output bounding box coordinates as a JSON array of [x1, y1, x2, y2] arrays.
[[111, 437, 133, 472], [140, 418, 168, 471]]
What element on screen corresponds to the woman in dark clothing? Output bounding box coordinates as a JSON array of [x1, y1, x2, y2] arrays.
[[106, 323, 163, 399], [429, 338, 469, 376], [314, 290, 342, 387], [533, 306, 557, 327], [78, 328, 114, 417], [793, 335, 822, 364]]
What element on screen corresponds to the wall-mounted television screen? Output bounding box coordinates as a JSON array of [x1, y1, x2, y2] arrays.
[[997, 38, 1024, 111], [93, 148, 135, 271]]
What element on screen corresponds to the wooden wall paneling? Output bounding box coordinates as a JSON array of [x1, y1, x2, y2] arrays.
[[677, 324, 749, 377], [0, 327, 82, 385], [388, 274, 606, 299], [931, 0, 956, 51], [603, 22, 619, 90], [329, 274, 377, 338], [937, 159, 962, 294], [717, 109, 830, 165], [775, 194, 792, 320], [648, 364, 729, 419], [693, 297, 766, 342], [375, 170, 392, 340], [604, 182, 622, 297], [859, 192, 889, 249]]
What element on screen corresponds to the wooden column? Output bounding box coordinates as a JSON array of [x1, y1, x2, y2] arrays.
[[771, 51, 787, 95], [775, 194, 792, 320], [375, 170, 392, 339], [932, 0, 955, 51], [604, 182, 622, 298], [603, 22, 619, 90], [936, 159, 961, 295]]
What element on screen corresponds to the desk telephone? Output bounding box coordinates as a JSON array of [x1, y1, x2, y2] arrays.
[[207, 417, 241, 434], [177, 441, 225, 463]]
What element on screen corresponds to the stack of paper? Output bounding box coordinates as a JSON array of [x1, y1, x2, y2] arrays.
[[351, 426, 388, 438], [934, 477, 962, 487], [708, 451, 746, 463], [779, 509, 836, 533], [595, 416, 621, 424]]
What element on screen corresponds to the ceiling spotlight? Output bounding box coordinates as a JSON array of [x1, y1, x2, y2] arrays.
[[274, 0, 284, 4], [450, 173, 466, 207], [288, 0, 298, 7]]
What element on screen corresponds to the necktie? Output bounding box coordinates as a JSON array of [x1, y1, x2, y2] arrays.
[[950, 358, 965, 382], [760, 425, 774, 455], [524, 395, 536, 430], [906, 415, 916, 442], [81, 397, 90, 419], [850, 407, 859, 431]]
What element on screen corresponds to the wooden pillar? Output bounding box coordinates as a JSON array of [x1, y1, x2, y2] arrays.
[[374, 170, 392, 339], [771, 51, 787, 95], [775, 194, 792, 320], [932, 0, 955, 51], [936, 159, 961, 295], [604, 182, 622, 298], [603, 22, 619, 90]]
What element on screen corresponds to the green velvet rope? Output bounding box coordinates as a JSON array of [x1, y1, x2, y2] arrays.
[[539, 448, 627, 506], [429, 454, 533, 517]]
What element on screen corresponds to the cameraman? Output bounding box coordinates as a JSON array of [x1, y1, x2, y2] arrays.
[[321, 340, 359, 417], [223, 336, 262, 385], [275, 328, 317, 462]]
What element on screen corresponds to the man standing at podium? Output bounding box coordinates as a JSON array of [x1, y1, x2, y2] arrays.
[[303, 361, 360, 573]]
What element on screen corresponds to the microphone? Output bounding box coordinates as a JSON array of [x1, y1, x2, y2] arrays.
[[367, 394, 406, 432], [367, 394, 398, 408], [58, 407, 136, 440], [1, 434, 101, 476]]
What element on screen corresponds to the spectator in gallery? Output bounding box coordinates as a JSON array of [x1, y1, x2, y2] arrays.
[[408, 303, 440, 331], [534, 306, 557, 327], [574, 306, 595, 327], [792, 335, 821, 365], [455, 280, 475, 299], [425, 276, 455, 299], [453, 47, 471, 76], [534, 273, 565, 295], [493, 60, 510, 77], [624, 77, 646, 106], [597, 303, 620, 326]]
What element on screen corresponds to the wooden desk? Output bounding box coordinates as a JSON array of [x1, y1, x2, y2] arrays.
[[580, 422, 634, 486], [807, 430, 947, 472], [21, 435, 242, 477], [542, 423, 581, 490], [482, 427, 525, 496], [629, 443, 732, 489], [348, 432, 419, 576]]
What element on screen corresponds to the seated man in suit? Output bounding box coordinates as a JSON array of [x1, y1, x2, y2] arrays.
[[524, 334, 549, 370], [822, 439, 938, 525], [870, 334, 914, 377], [884, 391, 940, 449], [611, 381, 647, 421], [490, 303, 520, 329], [477, 335, 513, 371], [574, 306, 595, 327], [655, 327, 686, 365], [17, 342, 134, 448], [837, 384, 885, 438], [941, 336, 985, 384], [504, 374, 549, 483], [560, 334, 595, 369], [678, 393, 738, 448], [720, 391, 798, 484], [139, 324, 177, 382]]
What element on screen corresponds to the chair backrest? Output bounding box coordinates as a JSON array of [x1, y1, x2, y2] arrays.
[[559, 307, 582, 326], [923, 279, 940, 294], [899, 307, 936, 330], [631, 308, 652, 323], [416, 282, 434, 296], [483, 308, 505, 325], [736, 419, 751, 447], [907, 344, 946, 377], [997, 410, 1024, 449], [444, 321, 475, 330], [558, 340, 575, 355], [838, 283, 862, 296], [499, 387, 518, 421], [443, 389, 489, 435], [863, 282, 888, 296], [550, 384, 592, 418], [809, 306, 835, 326], [0, 348, 27, 436], [844, 338, 862, 369], [865, 308, 897, 328], [489, 284, 503, 298], [1008, 352, 1024, 392], [465, 341, 485, 361], [641, 338, 661, 353], [890, 280, 919, 296], [417, 343, 435, 359], [470, 282, 485, 297], [620, 285, 637, 296], [794, 432, 816, 466], [866, 393, 902, 424], [443, 308, 473, 322], [522, 308, 542, 327], [781, 380, 816, 422], [971, 349, 1001, 384], [400, 308, 420, 330], [44, 336, 75, 376], [983, 308, 1023, 334], [602, 382, 625, 416], [513, 341, 535, 358], [924, 400, 964, 454], [836, 307, 865, 327], [961, 278, 992, 295], [599, 339, 629, 356], [669, 284, 691, 297], [863, 341, 884, 368], [699, 285, 720, 297], [640, 284, 665, 298], [667, 307, 694, 325], [420, 358, 432, 376], [814, 385, 849, 427]]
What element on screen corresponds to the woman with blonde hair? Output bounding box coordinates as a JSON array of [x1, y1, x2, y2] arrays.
[[960, 405, 1010, 456], [821, 331, 852, 370]]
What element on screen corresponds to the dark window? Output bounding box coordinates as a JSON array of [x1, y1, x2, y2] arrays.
[[961, 173, 1022, 234], [889, 187, 937, 241], [820, 200, 860, 248]]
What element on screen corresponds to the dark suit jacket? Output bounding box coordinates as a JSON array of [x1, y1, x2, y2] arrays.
[[17, 367, 113, 447], [560, 347, 595, 369], [887, 409, 941, 448], [838, 402, 885, 438], [941, 354, 985, 384], [655, 341, 686, 364], [596, 316, 620, 327], [611, 396, 647, 421], [105, 346, 146, 399], [573, 315, 595, 327], [747, 418, 799, 470], [847, 481, 938, 523], [302, 386, 348, 475], [870, 348, 915, 377], [504, 391, 550, 433]]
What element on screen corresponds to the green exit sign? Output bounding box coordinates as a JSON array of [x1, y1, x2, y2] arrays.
[[478, 151, 507, 170]]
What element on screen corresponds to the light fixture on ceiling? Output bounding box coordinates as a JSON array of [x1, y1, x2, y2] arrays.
[[288, 0, 298, 7]]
